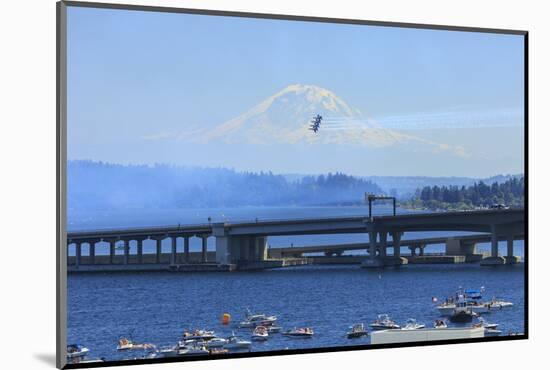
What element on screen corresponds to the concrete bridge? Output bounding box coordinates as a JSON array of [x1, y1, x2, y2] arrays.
[[66, 208, 524, 270]]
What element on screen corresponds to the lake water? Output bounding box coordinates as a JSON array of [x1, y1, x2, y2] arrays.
[[67, 206, 525, 363]]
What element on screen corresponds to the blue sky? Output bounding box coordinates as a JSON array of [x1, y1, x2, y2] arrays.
[[67, 6, 525, 177]]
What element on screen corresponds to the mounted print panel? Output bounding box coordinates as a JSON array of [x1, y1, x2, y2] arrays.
[[57, 1, 527, 368]]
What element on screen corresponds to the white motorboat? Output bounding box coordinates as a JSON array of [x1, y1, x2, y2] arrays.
[[487, 299, 513, 310], [67, 344, 89, 358], [433, 320, 448, 329], [158, 346, 178, 358], [244, 308, 277, 324], [182, 329, 217, 341], [252, 326, 269, 341], [283, 327, 314, 338], [370, 314, 400, 330], [204, 337, 227, 348], [473, 317, 501, 336], [224, 334, 252, 350], [267, 326, 283, 333], [177, 342, 209, 356], [347, 323, 368, 339], [401, 319, 426, 330]]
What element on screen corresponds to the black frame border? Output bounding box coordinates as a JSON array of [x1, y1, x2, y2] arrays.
[[56, 1, 529, 369]]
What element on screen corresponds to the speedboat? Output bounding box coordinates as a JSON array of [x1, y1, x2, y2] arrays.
[[204, 337, 227, 348], [283, 327, 314, 338], [487, 299, 513, 310], [244, 308, 277, 324], [116, 338, 155, 351], [177, 342, 209, 356], [182, 329, 217, 341], [473, 317, 502, 336], [370, 314, 400, 330], [67, 344, 89, 358], [267, 326, 283, 333], [433, 320, 448, 329], [252, 326, 269, 341], [223, 334, 252, 350], [401, 318, 425, 330], [347, 323, 368, 339]]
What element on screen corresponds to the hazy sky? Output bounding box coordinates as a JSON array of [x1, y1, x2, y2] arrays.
[[67, 6, 525, 177]]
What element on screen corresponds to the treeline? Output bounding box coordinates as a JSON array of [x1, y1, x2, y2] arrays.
[[67, 161, 382, 210], [406, 177, 524, 210]]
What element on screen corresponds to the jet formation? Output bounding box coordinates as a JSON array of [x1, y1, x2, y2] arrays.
[[309, 114, 323, 133]]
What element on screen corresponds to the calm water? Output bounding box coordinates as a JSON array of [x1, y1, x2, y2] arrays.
[[67, 207, 525, 362]]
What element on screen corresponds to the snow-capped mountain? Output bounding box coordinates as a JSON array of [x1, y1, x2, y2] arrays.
[[199, 84, 411, 146]]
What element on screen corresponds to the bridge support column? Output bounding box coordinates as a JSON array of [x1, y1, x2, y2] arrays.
[[123, 240, 129, 265], [109, 241, 115, 264], [362, 230, 385, 268], [184, 237, 190, 263], [171, 237, 177, 265], [89, 242, 95, 264], [137, 239, 143, 264], [391, 232, 401, 257], [368, 231, 377, 258], [156, 239, 162, 263], [201, 236, 208, 263], [378, 231, 387, 258], [481, 225, 506, 266], [409, 246, 416, 256], [505, 235, 520, 264], [75, 242, 81, 267]]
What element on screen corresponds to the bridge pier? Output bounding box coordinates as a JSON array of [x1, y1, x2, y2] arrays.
[[392, 232, 401, 257], [505, 235, 520, 264], [184, 237, 190, 263], [201, 236, 208, 263], [109, 241, 115, 264], [137, 239, 143, 264], [481, 225, 506, 265], [89, 242, 95, 264], [75, 242, 81, 268], [378, 231, 387, 257], [123, 240, 129, 265], [155, 239, 162, 264], [171, 237, 177, 265]]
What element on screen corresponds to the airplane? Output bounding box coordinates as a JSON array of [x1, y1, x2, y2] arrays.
[[308, 114, 323, 133]]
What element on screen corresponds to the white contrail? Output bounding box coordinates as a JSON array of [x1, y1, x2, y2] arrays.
[[319, 107, 523, 131]]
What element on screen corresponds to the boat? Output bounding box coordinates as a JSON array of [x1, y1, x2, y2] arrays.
[[223, 334, 252, 350], [370, 314, 400, 330], [401, 318, 426, 330], [449, 307, 478, 323], [116, 337, 155, 351], [182, 329, 217, 341], [434, 319, 448, 329], [244, 308, 277, 324], [347, 323, 368, 339], [283, 327, 314, 338], [66, 344, 89, 358], [204, 337, 227, 348], [177, 342, 209, 356], [437, 287, 491, 315], [267, 326, 283, 333], [487, 299, 514, 310], [473, 317, 502, 336], [252, 326, 269, 341]]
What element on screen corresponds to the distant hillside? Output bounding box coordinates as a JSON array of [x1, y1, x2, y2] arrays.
[[67, 161, 382, 211]]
